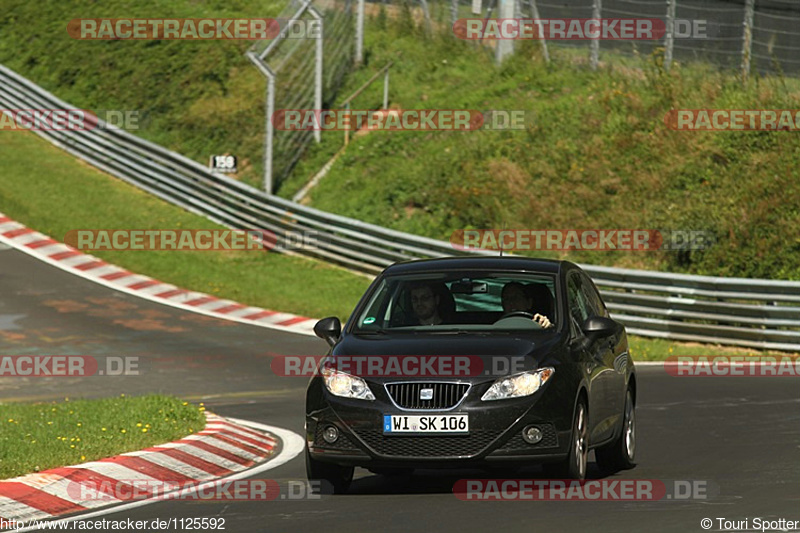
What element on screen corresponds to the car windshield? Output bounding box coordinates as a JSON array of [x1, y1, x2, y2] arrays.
[[352, 270, 559, 333]]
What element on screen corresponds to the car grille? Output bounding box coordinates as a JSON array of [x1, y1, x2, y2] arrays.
[[497, 423, 559, 451], [385, 382, 469, 410], [354, 429, 499, 458]]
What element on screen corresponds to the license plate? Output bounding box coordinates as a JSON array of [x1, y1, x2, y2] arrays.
[[383, 414, 468, 434]]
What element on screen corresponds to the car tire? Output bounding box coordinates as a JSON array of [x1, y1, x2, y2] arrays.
[[306, 447, 354, 494], [595, 389, 636, 473], [544, 400, 588, 480]]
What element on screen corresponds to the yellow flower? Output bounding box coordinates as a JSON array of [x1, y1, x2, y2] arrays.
[[80, 455, 86, 461], [47, 421, 53, 425], [77, 423, 82, 427], [121, 429, 127, 434], [101, 427, 107, 432], [7, 419, 13, 423], [70, 445, 75, 448], [136, 423, 142, 427], [142, 428, 148, 433]]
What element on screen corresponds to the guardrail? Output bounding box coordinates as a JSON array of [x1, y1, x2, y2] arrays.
[[1, 64, 798, 352]]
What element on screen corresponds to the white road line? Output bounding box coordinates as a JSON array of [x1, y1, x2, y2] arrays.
[[0, 224, 317, 337]]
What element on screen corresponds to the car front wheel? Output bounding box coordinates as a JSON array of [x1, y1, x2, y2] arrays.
[[544, 400, 588, 480], [595, 388, 636, 472]]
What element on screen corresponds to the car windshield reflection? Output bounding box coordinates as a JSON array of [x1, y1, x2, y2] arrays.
[[352, 271, 560, 334]]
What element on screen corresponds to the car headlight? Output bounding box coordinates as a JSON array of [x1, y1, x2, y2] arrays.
[[481, 367, 555, 401], [321, 367, 375, 400]]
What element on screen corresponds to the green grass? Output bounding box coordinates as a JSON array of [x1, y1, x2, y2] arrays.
[[0, 395, 206, 479], [0, 0, 288, 188], [284, 17, 800, 281], [627, 336, 796, 362], [1, 1, 796, 360], [2, 1, 799, 279], [0, 129, 794, 362], [0, 131, 371, 319]]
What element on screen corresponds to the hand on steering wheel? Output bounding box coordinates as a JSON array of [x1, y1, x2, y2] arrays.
[[500, 311, 553, 329], [532, 313, 553, 329]]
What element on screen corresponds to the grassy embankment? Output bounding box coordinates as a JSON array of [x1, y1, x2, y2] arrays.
[[0, 395, 206, 479]]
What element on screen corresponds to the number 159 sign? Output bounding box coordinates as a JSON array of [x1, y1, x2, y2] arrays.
[[209, 155, 237, 174]]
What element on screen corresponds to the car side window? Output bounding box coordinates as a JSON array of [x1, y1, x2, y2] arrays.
[[567, 274, 590, 334], [579, 273, 608, 318]]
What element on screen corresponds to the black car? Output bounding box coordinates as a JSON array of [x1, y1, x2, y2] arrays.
[[305, 257, 636, 493]]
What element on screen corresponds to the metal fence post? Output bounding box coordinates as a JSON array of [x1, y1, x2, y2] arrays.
[[265, 74, 275, 194], [665, 0, 676, 71], [383, 68, 390, 109], [310, 7, 324, 143], [451, 0, 459, 27], [741, 0, 755, 80], [495, 0, 515, 63], [530, 0, 549, 64], [419, 0, 432, 33], [590, 0, 601, 70], [356, 0, 365, 64]]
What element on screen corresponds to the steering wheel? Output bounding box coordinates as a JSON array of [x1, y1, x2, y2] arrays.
[[500, 311, 535, 320]]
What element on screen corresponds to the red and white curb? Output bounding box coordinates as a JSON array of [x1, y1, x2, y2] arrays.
[[0, 413, 303, 528], [0, 213, 318, 336]]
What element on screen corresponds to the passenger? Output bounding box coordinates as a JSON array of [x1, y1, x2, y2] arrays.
[[501, 282, 553, 328]]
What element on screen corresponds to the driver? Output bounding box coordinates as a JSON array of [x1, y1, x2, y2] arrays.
[[501, 282, 553, 328], [409, 283, 443, 326]]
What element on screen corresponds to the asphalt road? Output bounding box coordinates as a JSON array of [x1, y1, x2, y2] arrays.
[[2, 246, 799, 533]]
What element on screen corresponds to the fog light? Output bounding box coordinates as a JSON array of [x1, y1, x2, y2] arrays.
[[322, 425, 339, 444], [522, 425, 543, 444]]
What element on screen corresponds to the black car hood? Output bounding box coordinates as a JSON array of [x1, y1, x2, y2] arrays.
[[331, 331, 564, 381]]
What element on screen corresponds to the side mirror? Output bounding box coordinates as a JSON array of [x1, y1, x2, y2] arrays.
[[314, 317, 342, 347], [581, 316, 621, 339]]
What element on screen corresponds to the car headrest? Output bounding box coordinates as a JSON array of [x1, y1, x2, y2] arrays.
[[432, 282, 456, 318], [524, 283, 555, 319]]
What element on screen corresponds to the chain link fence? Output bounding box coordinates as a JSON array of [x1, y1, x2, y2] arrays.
[[248, 0, 800, 193], [449, 0, 800, 74], [248, 0, 355, 193]]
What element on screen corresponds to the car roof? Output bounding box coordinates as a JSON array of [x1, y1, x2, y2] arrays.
[[383, 256, 571, 275]]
